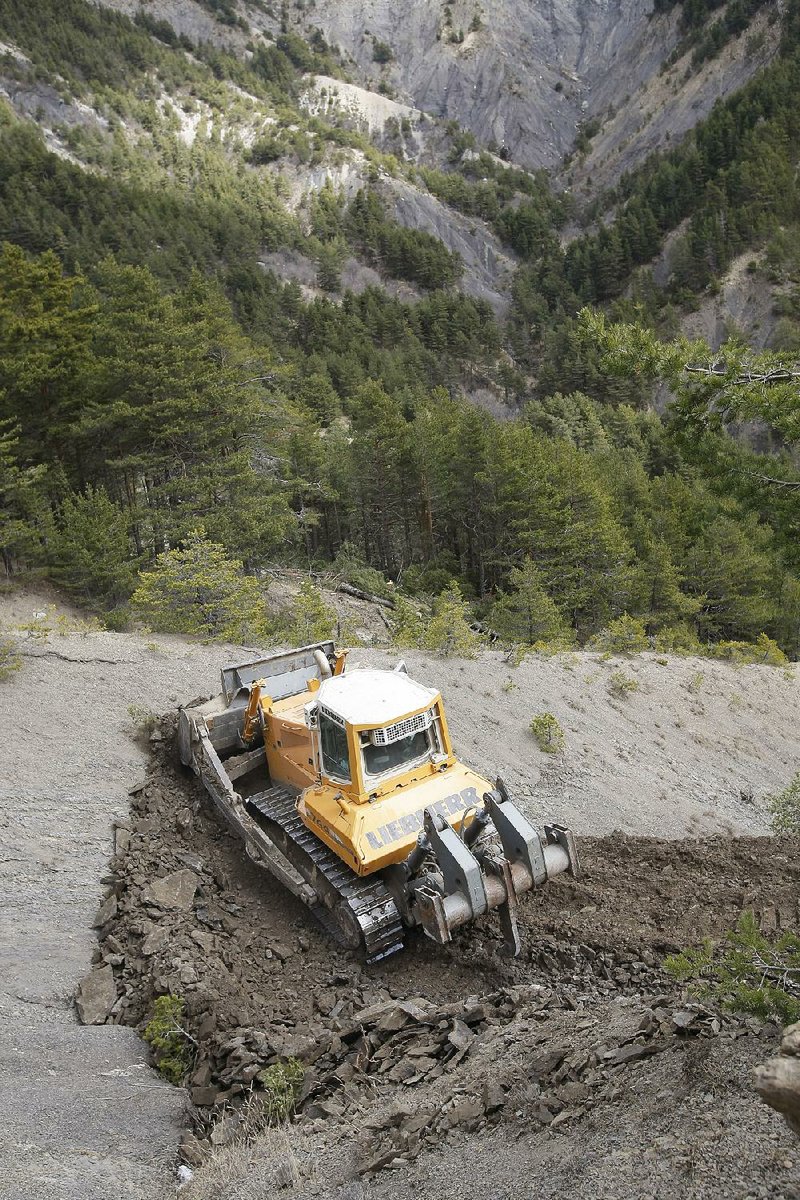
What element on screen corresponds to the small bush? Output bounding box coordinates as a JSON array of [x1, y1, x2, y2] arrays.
[[654, 622, 701, 654], [424, 582, 480, 658], [765, 771, 800, 834], [609, 669, 639, 698], [127, 703, 159, 738], [372, 39, 393, 63], [389, 593, 428, 648], [0, 636, 21, 680], [401, 554, 461, 598], [530, 712, 565, 753], [143, 994, 195, 1085], [257, 1058, 305, 1122], [274, 579, 336, 646], [665, 911, 800, 1026], [711, 633, 787, 666], [331, 542, 393, 599], [14, 608, 53, 640], [687, 671, 704, 693], [102, 607, 130, 632], [589, 614, 649, 655]]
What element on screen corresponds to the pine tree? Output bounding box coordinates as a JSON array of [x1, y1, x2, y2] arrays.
[[131, 529, 269, 641], [424, 582, 480, 657], [488, 559, 570, 645], [0, 420, 46, 575], [47, 485, 134, 607], [275, 579, 336, 646]]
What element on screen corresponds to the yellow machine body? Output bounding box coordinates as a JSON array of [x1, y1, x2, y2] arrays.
[[179, 641, 581, 960], [257, 672, 492, 877]]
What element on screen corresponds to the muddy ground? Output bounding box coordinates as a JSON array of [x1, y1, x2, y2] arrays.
[[96, 738, 800, 1200]]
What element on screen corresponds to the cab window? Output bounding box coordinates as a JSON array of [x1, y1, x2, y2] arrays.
[[319, 712, 350, 781], [362, 728, 431, 780]]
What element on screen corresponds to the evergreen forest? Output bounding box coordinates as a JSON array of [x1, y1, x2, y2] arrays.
[[2, 0, 800, 656]]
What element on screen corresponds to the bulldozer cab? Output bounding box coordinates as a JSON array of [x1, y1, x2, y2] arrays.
[[308, 669, 455, 802]]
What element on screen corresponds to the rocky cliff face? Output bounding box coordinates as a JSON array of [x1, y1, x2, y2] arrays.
[[96, 0, 781, 186], [281, 0, 664, 170]]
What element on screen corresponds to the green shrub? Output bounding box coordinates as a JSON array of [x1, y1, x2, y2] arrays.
[[274, 579, 336, 646], [529, 711, 565, 753], [711, 633, 787, 666], [765, 771, 800, 834], [687, 671, 704, 693], [0, 636, 21, 680], [131, 529, 269, 642], [257, 1058, 305, 1122], [390, 593, 428, 648], [372, 39, 393, 63], [608, 669, 639, 698], [665, 911, 800, 1026], [401, 554, 462, 598], [424, 582, 480, 657], [654, 622, 702, 654], [143, 994, 195, 1085], [127, 703, 159, 738], [331, 542, 393, 599], [589, 614, 649, 655]]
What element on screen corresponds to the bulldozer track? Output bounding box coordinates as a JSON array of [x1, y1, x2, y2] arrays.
[[247, 787, 405, 964]]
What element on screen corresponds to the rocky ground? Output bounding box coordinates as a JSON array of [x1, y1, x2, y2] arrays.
[[2, 585, 799, 1198], [95, 739, 800, 1199], [0, 590, 243, 1199]]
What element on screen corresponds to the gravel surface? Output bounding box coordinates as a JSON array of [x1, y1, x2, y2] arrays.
[[0, 590, 247, 1199]]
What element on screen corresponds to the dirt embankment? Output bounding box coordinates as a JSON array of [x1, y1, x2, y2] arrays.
[[90, 737, 800, 1199]]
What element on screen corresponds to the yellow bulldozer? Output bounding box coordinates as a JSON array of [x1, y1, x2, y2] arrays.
[[179, 642, 580, 962]]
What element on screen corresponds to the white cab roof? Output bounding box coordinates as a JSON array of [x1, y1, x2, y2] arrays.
[[318, 669, 438, 728]]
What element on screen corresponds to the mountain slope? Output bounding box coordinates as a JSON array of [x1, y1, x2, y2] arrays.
[[1, 0, 800, 663]]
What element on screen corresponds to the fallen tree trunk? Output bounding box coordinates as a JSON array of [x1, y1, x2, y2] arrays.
[[335, 582, 395, 610]]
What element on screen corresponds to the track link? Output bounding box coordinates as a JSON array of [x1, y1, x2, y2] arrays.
[[247, 788, 404, 964]]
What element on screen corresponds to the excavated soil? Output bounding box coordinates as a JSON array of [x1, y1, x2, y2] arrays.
[[93, 731, 800, 1199]]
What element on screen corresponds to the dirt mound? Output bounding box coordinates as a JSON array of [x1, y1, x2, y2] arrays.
[[526, 832, 800, 956], [82, 730, 800, 1198]]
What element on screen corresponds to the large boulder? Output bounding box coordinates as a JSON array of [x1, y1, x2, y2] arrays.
[[754, 1021, 800, 1137]]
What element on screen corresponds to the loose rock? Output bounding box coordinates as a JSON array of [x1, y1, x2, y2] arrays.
[[75, 964, 116, 1025]]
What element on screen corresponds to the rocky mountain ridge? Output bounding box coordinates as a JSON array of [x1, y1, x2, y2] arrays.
[[0, 0, 782, 328], [98, 0, 782, 184]]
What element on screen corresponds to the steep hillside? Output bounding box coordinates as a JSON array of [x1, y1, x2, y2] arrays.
[[279, 0, 777, 179], [3, 590, 797, 1198], [2, 0, 800, 661], [97, 0, 780, 183]]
